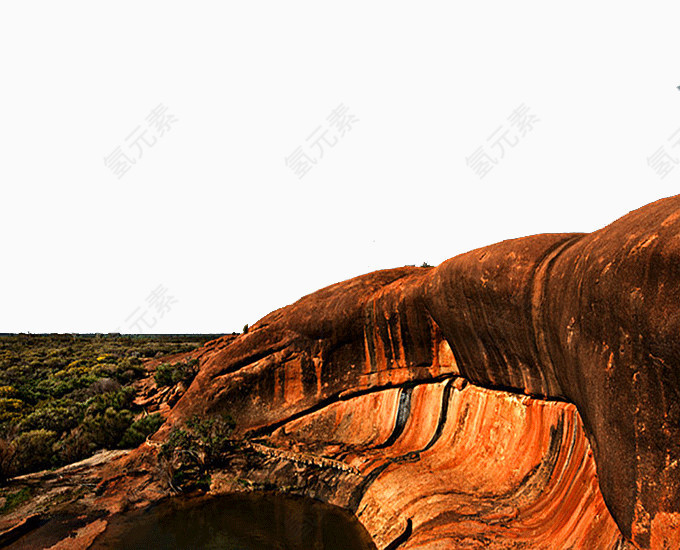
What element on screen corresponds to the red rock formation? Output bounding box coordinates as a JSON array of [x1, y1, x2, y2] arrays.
[[5, 195, 680, 549], [167, 194, 680, 548], [269, 381, 626, 549]]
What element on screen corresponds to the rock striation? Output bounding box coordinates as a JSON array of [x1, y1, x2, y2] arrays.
[[169, 194, 680, 548], [4, 194, 680, 549]]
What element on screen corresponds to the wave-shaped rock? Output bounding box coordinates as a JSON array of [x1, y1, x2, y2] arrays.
[[169, 195, 680, 547], [4, 195, 680, 549], [262, 381, 627, 548]]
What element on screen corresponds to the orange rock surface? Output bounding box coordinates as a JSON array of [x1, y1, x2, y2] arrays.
[[6, 195, 680, 548], [168, 194, 680, 547]]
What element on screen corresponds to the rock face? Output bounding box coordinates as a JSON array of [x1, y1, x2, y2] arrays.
[[260, 382, 626, 548], [168, 194, 680, 548], [4, 195, 680, 549]]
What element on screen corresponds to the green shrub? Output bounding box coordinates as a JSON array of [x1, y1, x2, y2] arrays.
[[153, 363, 175, 387], [19, 400, 83, 434], [0, 398, 26, 425], [79, 407, 133, 449], [160, 415, 235, 462], [159, 414, 236, 492], [119, 413, 164, 448], [154, 359, 199, 387], [84, 387, 136, 416], [34, 370, 99, 400], [13, 429, 58, 474], [112, 357, 145, 383]]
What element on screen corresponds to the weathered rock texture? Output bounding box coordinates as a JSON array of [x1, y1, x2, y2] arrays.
[[169, 194, 680, 548], [261, 382, 627, 548], [4, 195, 680, 549]]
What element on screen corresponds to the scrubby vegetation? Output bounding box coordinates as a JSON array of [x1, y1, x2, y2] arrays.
[[0, 333, 222, 484], [154, 358, 200, 387], [159, 414, 237, 492]]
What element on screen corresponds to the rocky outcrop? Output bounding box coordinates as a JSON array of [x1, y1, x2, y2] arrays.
[[167, 194, 680, 547], [250, 381, 629, 548], [4, 195, 680, 549]]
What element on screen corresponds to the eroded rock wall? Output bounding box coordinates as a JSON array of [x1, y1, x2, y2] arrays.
[[6, 195, 680, 549], [169, 195, 680, 547]]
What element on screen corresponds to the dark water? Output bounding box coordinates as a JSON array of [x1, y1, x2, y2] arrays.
[[92, 492, 377, 550]]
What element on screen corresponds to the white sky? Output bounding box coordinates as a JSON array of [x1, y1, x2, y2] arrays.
[[1, 2, 679, 334]]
